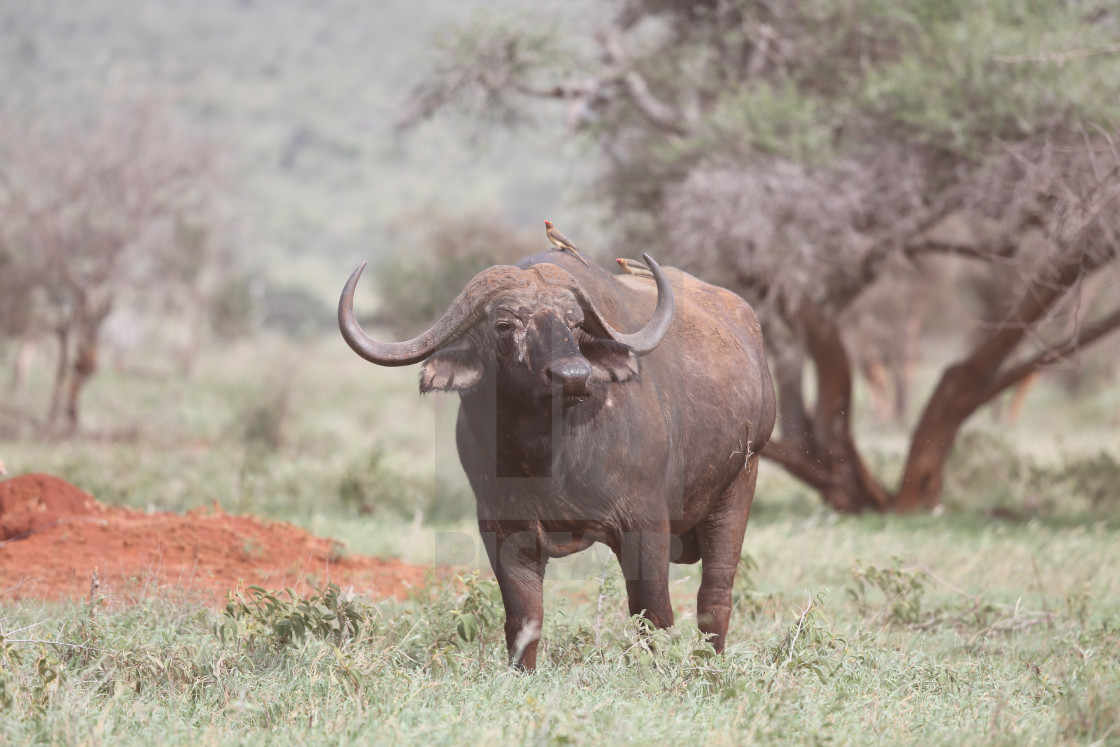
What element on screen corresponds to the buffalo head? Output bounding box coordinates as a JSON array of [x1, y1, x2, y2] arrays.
[[338, 254, 674, 405]]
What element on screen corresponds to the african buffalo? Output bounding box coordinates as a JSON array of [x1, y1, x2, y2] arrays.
[[339, 250, 775, 670]]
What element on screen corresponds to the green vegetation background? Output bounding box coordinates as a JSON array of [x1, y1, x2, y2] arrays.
[[1, 334, 1118, 744], [2, 2, 1119, 744], [0, 0, 597, 296]]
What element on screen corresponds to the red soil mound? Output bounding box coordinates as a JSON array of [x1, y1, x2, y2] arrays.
[[0, 473, 427, 607]]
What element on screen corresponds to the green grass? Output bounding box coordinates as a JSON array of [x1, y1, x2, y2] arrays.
[[2, 333, 1120, 744], [2, 510, 1118, 744]]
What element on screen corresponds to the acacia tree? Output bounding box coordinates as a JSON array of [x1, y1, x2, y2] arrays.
[[0, 95, 223, 433], [400, 0, 1120, 512]]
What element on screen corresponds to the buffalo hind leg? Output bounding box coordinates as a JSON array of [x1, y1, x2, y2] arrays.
[[617, 527, 675, 631], [695, 455, 759, 652], [481, 524, 547, 671]]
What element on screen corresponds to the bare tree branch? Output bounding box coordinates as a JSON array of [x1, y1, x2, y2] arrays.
[[904, 234, 1019, 263], [979, 304, 1120, 405], [760, 439, 830, 487], [826, 184, 968, 310], [619, 71, 690, 136]]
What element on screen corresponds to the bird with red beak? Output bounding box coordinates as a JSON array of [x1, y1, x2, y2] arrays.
[[544, 220, 591, 265], [616, 257, 653, 278]]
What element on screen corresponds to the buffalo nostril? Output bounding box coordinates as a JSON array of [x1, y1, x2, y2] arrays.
[[548, 359, 592, 396]]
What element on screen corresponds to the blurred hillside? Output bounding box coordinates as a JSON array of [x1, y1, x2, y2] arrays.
[[0, 0, 596, 297]]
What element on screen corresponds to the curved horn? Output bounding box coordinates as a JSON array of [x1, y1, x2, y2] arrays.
[[607, 253, 675, 354], [338, 262, 525, 366], [540, 253, 674, 355]]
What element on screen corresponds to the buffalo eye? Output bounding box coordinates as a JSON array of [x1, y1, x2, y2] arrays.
[[494, 321, 515, 334]]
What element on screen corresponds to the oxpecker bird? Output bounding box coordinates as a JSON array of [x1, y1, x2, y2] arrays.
[[544, 220, 591, 265], [616, 257, 653, 278]]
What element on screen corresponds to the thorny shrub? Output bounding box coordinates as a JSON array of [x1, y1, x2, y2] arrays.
[[848, 558, 930, 627], [0, 632, 64, 714], [767, 589, 843, 684], [216, 582, 364, 651], [945, 430, 1120, 522], [337, 447, 474, 522]]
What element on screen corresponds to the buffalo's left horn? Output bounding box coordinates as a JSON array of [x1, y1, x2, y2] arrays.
[[559, 253, 674, 355], [606, 253, 674, 354]]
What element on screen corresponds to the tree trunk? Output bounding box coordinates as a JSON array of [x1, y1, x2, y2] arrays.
[[177, 289, 206, 376], [761, 301, 891, 513], [1006, 371, 1038, 424], [47, 325, 70, 429], [63, 298, 113, 434], [893, 362, 985, 511], [762, 246, 1120, 513], [801, 303, 891, 512], [9, 334, 38, 397], [772, 343, 812, 444], [65, 335, 97, 434], [893, 245, 1117, 509]]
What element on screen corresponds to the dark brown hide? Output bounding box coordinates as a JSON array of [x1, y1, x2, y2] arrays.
[[340, 252, 775, 670]]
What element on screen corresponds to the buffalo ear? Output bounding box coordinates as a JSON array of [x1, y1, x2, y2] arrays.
[[420, 347, 484, 392], [581, 339, 640, 383]]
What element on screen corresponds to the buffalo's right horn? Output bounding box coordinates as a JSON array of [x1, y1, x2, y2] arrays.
[[338, 263, 524, 366]]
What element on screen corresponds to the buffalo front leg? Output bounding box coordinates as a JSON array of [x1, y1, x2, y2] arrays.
[[617, 526, 675, 631], [481, 523, 547, 671], [695, 455, 759, 652]]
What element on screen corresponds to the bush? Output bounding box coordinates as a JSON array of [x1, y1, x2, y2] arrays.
[[943, 430, 1026, 511], [944, 429, 1120, 523], [262, 285, 333, 340], [1027, 451, 1120, 522], [338, 447, 474, 523], [216, 582, 366, 651], [209, 273, 261, 340]]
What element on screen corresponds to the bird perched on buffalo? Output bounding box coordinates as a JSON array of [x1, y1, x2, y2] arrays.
[[544, 220, 591, 265], [616, 257, 653, 278]]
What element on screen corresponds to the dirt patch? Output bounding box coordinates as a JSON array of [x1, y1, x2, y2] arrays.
[[0, 473, 428, 607]]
